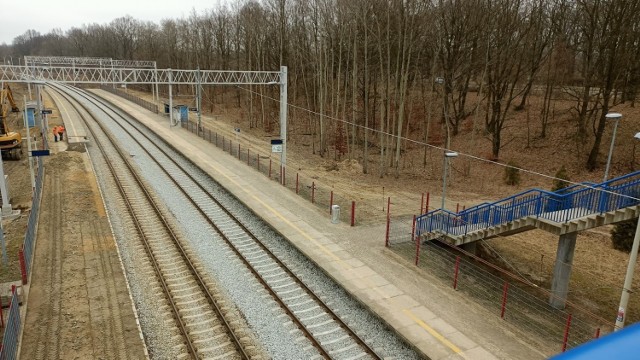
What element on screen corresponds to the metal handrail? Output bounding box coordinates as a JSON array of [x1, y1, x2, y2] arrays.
[[418, 171, 640, 237]]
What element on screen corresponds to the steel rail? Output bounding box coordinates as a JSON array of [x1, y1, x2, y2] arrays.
[[74, 85, 382, 360], [49, 84, 250, 360]]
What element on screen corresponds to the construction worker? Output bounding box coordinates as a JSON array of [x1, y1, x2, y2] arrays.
[[58, 125, 65, 141], [53, 126, 59, 142]]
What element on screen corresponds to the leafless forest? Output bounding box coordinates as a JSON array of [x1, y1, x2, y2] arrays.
[[2, 0, 640, 177]]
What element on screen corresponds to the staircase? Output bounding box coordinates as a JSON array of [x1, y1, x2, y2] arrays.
[[417, 171, 640, 245]]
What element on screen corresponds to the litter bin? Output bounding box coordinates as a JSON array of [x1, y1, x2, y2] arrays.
[[331, 205, 340, 224]]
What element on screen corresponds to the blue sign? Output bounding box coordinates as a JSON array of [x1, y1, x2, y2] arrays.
[[30, 150, 50, 157], [27, 108, 36, 127]]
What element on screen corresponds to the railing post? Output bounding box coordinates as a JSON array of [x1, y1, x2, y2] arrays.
[[421, 193, 425, 214], [562, 313, 573, 352], [19, 246, 27, 285], [385, 211, 391, 247], [247, 149, 250, 165], [413, 215, 420, 266], [426, 192, 430, 212], [351, 201, 356, 227], [453, 256, 461, 290], [0, 291, 4, 328], [387, 197, 391, 219], [269, 159, 272, 179], [238, 143, 241, 158], [500, 281, 509, 319]]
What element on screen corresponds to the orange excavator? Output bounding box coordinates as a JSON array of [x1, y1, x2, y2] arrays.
[[0, 84, 22, 160]]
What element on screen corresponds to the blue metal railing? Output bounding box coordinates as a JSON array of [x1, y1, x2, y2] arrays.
[[0, 287, 21, 360], [417, 171, 640, 237]]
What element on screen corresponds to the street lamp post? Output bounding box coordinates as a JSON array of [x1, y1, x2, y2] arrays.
[[615, 134, 640, 330], [441, 151, 458, 210], [603, 112, 622, 182]]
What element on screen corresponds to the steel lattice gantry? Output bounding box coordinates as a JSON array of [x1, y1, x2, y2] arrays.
[[0, 65, 281, 85], [1, 64, 289, 177], [23, 56, 156, 68]]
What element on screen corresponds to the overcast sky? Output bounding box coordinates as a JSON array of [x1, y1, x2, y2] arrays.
[[3, 0, 228, 45]]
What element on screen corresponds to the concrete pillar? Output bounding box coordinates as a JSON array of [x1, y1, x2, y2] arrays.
[[549, 232, 577, 309]]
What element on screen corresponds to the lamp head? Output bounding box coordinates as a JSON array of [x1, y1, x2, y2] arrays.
[[605, 112, 622, 120], [634, 132, 640, 140], [444, 151, 459, 158]]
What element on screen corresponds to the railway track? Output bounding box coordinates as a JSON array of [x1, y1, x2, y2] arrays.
[[56, 83, 383, 360], [49, 84, 253, 360]]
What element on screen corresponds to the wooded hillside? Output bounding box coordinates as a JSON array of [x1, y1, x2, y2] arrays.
[[2, 0, 639, 178]]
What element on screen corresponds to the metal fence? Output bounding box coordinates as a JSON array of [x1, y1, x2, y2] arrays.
[[98, 85, 158, 114], [387, 217, 612, 354], [181, 120, 360, 225], [0, 286, 21, 360], [22, 157, 44, 280]]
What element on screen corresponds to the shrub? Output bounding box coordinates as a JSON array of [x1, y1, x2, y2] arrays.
[[552, 165, 571, 192], [504, 161, 521, 186], [611, 219, 639, 253]]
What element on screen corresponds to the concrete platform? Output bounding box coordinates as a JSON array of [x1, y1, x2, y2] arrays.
[[94, 90, 549, 360]]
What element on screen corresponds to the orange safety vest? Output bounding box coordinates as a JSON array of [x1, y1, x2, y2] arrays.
[[53, 127, 59, 135], [58, 126, 65, 133]]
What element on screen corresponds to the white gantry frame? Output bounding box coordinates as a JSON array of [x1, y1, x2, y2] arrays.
[[24, 56, 156, 68], [0, 63, 288, 183], [0, 65, 281, 85]]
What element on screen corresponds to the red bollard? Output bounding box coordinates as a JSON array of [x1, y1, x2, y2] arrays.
[[594, 327, 600, 339], [425, 192, 430, 212], [453, 256, 461, 290], [312, 182, 315, 203], [296, 173, 299, 194], [19, 247, 27, 285], [456, 203, 460, 213], [351, 201, 356, 227], [562, 313, 573, 352], [238, 143, 241, 158], [500, 281, 509, 319], [420, 193, 425, 214], [330, 191, 334, 214]]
